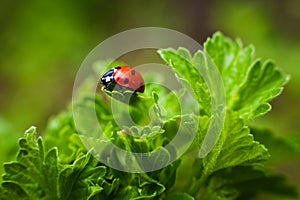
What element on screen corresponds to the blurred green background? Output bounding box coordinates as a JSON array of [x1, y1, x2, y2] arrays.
[[0, 0, 299, 197]]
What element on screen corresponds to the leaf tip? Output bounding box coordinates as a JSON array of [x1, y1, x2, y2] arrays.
[[25, 126, 37, 134]]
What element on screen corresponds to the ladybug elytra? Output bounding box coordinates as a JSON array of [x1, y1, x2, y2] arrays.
[[101, 66, 145, 93]]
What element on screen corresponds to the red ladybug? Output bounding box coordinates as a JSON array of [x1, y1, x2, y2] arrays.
[[101, 66, 145, 93]]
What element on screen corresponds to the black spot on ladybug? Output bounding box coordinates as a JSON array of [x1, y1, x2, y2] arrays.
[[131, 70, 135, 75], [124, 78, 129, 84]]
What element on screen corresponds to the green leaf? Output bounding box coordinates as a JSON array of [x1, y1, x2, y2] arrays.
[[110, 170, 166, 200], [202, 166, 298, 200], [158, 48, 210, 115], [204, 32, 289, 120], [149, 159, 181, 190], [43, 148, 58, 197], [1, 181, 30, 200], [1, 126, 59, 199], [201, 111, 270, 177], [44, 111, 85, 164], [159, 34, 288, 121], [58, 152, 108, 200], [188, 112, 270, 197], [157, 37, 295, 199], [204, 32, 254, 101], [230, 60, 288, 120]]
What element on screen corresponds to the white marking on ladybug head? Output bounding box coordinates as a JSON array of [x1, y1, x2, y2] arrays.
[[105, 75, 114, 82]]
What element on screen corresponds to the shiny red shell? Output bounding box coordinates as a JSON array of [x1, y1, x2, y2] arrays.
[[114, 66, 145, 93]]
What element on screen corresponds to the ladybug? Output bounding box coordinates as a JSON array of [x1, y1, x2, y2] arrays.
[[101, 66, 145, 93]]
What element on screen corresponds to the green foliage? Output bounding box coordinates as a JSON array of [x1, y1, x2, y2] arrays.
[[1, 127, 59, 199], [158, 47, 211, 115], [1, 32, 299, 200], [200, 111, 270, 176], [201, 165, 298, 200]]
